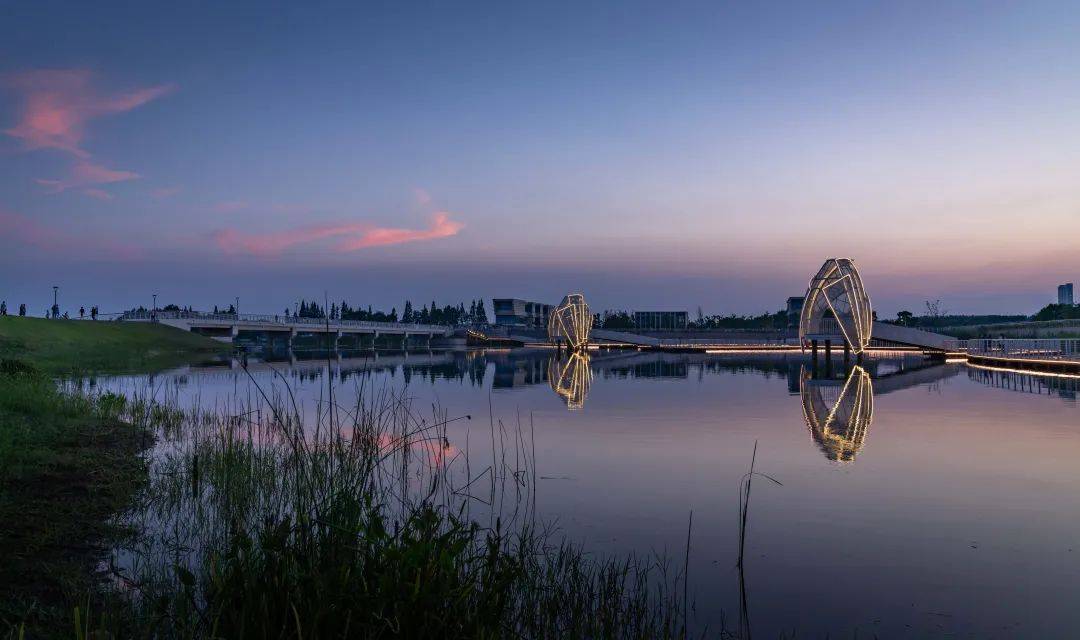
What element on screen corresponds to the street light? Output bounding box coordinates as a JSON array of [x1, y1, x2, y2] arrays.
[[152, 293, 158, 312], [52, 286, 58, 319], [235, 296, 240, 316]]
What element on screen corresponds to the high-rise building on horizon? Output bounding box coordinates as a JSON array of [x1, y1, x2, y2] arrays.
[[1058, 283, 1074, 306]]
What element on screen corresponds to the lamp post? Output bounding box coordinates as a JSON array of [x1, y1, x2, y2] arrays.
[[52, 286, 58, 319], [152, 293, 158, 312], [235, 296, 240, 316]]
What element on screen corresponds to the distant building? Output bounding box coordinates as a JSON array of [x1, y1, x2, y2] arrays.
[[634, 311, 688, 331], [1058, 283, 1074, 306], [492, 298, 553, 329], [786, 296, 805, 328]]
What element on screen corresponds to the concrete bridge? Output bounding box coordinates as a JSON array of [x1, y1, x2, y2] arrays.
[[122, 310, 451, 349]]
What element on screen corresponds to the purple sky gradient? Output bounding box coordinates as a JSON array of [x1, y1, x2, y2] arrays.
[[3, 2, 1079, 317]]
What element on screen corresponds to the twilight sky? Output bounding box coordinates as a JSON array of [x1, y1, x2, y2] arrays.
[[3, 1, 1079, 318]]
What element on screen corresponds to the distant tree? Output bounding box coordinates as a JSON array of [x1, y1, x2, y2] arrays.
[[475, 299, 488, 323], [402, 300, 414, 323], [896, 310, 914, 326], [1032, 303, 1080, 322], [925, 299, 946, 319]]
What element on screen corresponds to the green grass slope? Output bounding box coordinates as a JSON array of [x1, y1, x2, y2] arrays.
[[0, 316, 229, 374]]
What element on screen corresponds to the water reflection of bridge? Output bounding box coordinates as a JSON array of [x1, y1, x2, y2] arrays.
[[967, 366, 1078, 403], [154, 350, 489, 388], [157, 349, 961, 423]]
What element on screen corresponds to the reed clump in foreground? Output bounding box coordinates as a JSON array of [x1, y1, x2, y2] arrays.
[[89, 372, 715, 639], [0, 360, 149, 636]]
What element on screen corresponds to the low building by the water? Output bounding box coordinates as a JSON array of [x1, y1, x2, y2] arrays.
[[633, 310, 688, 331], [492, 298, 553, 329], [786, 296, 805, 328]]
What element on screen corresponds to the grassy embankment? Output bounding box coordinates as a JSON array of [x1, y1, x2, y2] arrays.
[[0, 316, 229, 375], [0, 317, 228, 636]]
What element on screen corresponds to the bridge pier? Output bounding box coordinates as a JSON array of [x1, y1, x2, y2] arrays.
[[843, 340, 850, 362], [824, 339, 832, 360], [811, 339, 819, 359]]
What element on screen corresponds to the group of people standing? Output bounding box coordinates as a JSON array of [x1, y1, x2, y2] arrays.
[[0, 301, 26, 317], [0, 301, 98, 320]]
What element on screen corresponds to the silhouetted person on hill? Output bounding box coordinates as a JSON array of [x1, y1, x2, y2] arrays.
[[0, 301, 6, 316], [91, 306, 98, 320], [51, 303, 59, 319], [19, 303, 26, 316], [79, 306, 85, 319]]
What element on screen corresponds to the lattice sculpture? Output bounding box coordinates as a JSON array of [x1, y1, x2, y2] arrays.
[[800, 258, 873, 354], [800, 365, 874, 462], [548, 293, 592, 350]]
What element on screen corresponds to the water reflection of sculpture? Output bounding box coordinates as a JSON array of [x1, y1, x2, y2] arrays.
[[549, 352, 592, 409], [548, 293, 593, 351], [800, 365, 874, 461]]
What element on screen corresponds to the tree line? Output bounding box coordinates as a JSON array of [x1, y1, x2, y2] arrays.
[[292, 299, 488, 325]]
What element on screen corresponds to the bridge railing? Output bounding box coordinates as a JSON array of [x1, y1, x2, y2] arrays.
[[954, 338, 1080, 363], [119, 310, 449, 333]]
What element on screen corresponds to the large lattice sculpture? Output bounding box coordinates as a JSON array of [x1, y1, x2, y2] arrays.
[[800, 365, 874, 462], [800, 258, 873, 354], [548, 293, 592, 350], [549, 352, 592, 410]]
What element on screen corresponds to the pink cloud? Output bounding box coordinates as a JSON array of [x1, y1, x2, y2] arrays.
[[336, 212, 464, 251], [36, 160, 140, 193], [2, 69, 175, 157], [0, 209, 141, 259], [82, 188, 114, 201], [215, 212, 465, 257]]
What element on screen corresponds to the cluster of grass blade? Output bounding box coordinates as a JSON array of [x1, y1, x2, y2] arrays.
[[89, 368, 710, 639], [0, 360, 150, 637]]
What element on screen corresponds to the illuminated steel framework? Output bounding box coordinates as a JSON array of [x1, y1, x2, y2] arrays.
[[800, 365, 874, 462], [549, 352, 592, 410], [800, 258, 873, 354], [548, 293, 593, 350]]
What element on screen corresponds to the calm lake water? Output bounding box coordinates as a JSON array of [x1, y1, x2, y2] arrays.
[[88, 348, 1080, 638]]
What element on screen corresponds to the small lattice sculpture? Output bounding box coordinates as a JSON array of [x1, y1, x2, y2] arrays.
[[548, 293, 592, 350], [800, 258, 873, 354]]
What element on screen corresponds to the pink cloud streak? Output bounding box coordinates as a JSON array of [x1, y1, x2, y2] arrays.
[[215, 212, 464, 257], [2, 69, 175, 157], [0, 209, 142, 260], [36, 160, 140, 193]]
